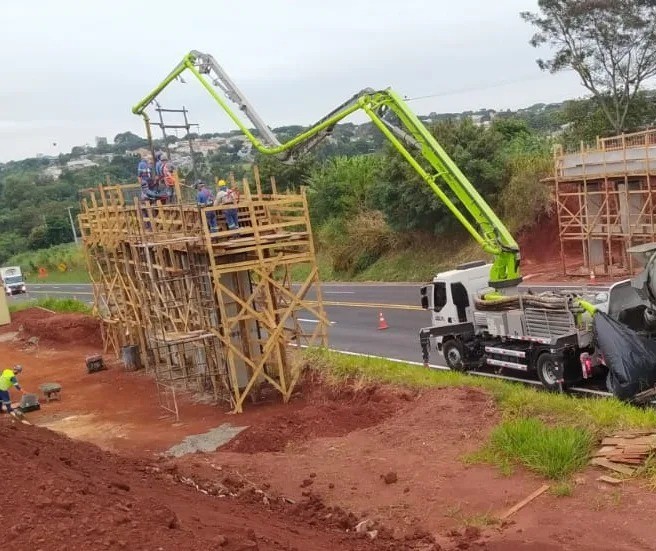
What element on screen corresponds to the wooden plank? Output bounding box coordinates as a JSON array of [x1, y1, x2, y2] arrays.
[[590, 458, 636, 475], [499, 485, 550, 520], [597, 475, 623, 485], [593, 446, 618, 457], [607, 457, 644, 465]]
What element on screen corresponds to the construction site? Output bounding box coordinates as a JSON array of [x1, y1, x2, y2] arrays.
[[6, 47, 656, 551], [552, 128, 656, 278]]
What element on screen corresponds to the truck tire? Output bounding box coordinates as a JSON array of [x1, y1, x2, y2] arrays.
[[536, 353, 563, 392], [443, 339, 467, 372]]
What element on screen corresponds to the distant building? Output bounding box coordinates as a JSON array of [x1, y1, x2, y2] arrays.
[[66, 159, 99, 170], [95, 136, 108, 147], [43, 166, 63, 180]]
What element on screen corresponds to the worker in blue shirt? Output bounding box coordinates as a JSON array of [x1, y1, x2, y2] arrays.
[[196, 180, 217, 232], [0, 365, 26, 414]]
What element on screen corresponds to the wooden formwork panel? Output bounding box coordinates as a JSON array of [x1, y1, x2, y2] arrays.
[[78, 174, 327, 413]]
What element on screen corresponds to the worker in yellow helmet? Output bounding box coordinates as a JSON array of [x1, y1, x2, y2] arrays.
[[0, 365, 26, 415]]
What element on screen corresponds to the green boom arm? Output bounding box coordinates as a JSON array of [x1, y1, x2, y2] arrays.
[[132, 51, 522, 287]]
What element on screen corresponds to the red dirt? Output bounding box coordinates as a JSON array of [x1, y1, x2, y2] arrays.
[[4, 311, 656, 550], [222, 379, 414, 454], [1, 418, 439, 551], [0, 307, 102, 348]]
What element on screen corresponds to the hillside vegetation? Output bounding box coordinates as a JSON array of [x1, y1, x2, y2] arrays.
[[4, 89, 656, 282]]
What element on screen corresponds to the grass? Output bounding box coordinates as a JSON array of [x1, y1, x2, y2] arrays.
[[9, 297, 92, 314], [26, 269, 90, 284], [6, 243, 89, 283], [304, 348, 656, 480], [475, 418, 594, 479]]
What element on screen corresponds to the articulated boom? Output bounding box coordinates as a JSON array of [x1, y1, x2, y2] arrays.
[[132, 50, 522, 287]]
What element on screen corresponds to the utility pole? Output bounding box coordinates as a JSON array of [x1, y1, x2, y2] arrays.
[[67, 206, 79, 245]]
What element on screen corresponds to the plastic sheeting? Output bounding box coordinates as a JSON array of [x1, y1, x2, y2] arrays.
[[594, 311, 656, 400]]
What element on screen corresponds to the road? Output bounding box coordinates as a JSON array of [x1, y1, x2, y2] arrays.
[[14, 281, 610, 367]]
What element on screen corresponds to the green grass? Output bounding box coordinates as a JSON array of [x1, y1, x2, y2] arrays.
[[6, 243, 89, 283], [9, 297, 92, 314], [25, 269, 90, 284], [304, 348, 656, 480], [475, 419, 593, 479]]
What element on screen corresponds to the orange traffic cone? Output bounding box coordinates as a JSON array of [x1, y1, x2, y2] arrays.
[[378, 311, 388, 330]]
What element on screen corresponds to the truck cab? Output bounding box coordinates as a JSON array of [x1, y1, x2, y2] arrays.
[[420, 261, 491, 329], [0, 266, 26, 295]]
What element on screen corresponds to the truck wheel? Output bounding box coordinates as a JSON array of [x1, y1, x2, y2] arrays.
[[536, 353, 563, 392], [443, 340, 467, 372]]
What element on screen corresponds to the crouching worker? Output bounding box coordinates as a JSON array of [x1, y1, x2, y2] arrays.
[[0, 365, 26, 414], [214, 180, 240, 231]]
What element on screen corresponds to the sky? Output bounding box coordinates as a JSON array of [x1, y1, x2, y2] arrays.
[[0, 0, 586, 162]]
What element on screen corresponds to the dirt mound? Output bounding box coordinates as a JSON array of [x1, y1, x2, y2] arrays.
[[7, 308, 102, 348], [1, 418, 444, 550], [517, 213, 560, 266], [222, 379, 415, 453]]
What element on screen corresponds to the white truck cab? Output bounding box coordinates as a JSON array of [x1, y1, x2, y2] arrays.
[[420, 261, 492, 329]]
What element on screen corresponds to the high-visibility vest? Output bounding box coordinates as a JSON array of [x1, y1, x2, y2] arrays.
[[162, 162, 175, 187], [0, 369, 16, 391]]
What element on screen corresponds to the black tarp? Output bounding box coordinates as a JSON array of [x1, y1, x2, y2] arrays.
[[594, 311, 656, 400]]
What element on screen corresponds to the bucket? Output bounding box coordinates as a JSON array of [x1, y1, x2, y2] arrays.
[[121, 345, 142, 372]]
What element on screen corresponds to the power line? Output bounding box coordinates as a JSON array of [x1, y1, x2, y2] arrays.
[[404, 70, 576, 102]]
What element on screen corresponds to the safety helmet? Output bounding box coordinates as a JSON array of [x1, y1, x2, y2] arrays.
[[218, 179, 226, 187], [13, 364, 22, 374]]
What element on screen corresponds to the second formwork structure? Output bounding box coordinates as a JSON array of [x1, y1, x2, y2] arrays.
[[78, 170, 328, 414]]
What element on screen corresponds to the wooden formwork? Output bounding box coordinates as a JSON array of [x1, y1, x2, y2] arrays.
[[78, 170, 328, 413], [551, 128, 656, 276]]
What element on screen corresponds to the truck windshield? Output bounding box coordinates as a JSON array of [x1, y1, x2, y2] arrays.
[[434, 282, 447, 311], [4, 276, 22, 284]]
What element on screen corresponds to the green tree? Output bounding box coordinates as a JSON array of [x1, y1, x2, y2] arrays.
[[372, 118, 506, 234], [522, 0, 656, 134], [306, 155, 382, 225], [255, 152, 317, 193]]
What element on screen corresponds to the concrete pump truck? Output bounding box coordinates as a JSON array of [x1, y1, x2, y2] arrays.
[[133, 50, 612, 392]]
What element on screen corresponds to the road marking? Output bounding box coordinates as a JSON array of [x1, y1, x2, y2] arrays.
[[310, 300, 423, 310], [298, 318, 336, 325], [27, 290, 94, 296]]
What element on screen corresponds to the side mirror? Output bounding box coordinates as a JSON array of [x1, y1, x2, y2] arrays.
[[420, 284, 434, 310]]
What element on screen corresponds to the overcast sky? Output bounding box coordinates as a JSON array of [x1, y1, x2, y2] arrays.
[[0, 0, 585, 162]]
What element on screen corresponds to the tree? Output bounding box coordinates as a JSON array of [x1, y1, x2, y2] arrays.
[[522, 0, 656, 134], [114, 131, 147, 148], [372, 119, 506, 234]]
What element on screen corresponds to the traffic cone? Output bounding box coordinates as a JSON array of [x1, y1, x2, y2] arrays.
[[589, 270, 596, 284], [378, 311, 388, 330]]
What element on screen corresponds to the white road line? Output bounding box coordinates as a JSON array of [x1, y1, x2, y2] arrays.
[[298, 318, 336, 325], [27, 290, 94, 296]]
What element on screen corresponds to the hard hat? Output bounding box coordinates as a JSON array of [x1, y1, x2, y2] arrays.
[[218, 179, 226, 186], [13, 364, 22, 374]]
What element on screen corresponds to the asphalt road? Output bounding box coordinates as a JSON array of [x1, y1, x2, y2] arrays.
[[12, 281, 610, 367]]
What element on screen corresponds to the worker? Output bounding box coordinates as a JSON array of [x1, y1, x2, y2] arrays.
[[154, 151, 165, 184], [0, 365, 26, 415], [196, 180, 217, 232], [160, 156, 176, 203], [214, 180, 240, 231], [137, 155, 152, 185]]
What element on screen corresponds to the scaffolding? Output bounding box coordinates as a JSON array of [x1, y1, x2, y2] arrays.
[[78, 168, 328, 413], [552, 128, 656, 276]]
